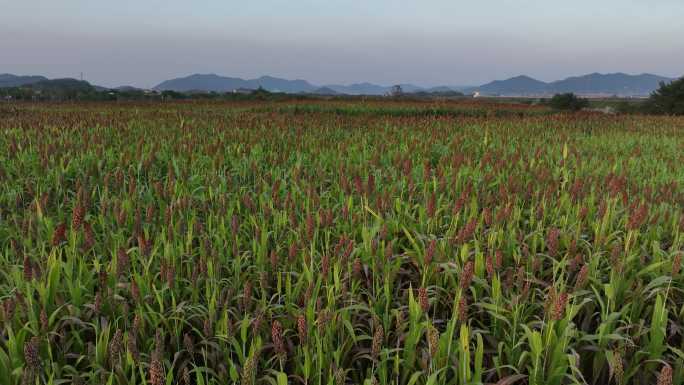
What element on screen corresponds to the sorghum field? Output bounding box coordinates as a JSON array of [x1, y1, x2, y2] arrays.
[[1, 100, 683, 385]]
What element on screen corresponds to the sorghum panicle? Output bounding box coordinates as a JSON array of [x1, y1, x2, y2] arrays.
[[672, 254, 681, 276], [657, 364, 672, 385], [458, 296, 468, 322], [547, 228, 560, 257], [108, 329, 123, 366], [51, 223, 67, 246], [23, 255, 32, 281], [552, 291, 568, 321], [428, 326, 439, 358], [425, 239, 436, 265], [371, 324, 384, 360], [575, 264, 589, 289], [460, 261, 474, 290], [72, 203, 85, 229], [149, 351, 164, 385], [297, 314, 307, 345], [418, 287, 429, 313], [24, 336, 40, 369], [271, 320, 285, 357]]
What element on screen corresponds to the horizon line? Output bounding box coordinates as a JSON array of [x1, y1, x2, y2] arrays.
[[2, 70, 680, 90]]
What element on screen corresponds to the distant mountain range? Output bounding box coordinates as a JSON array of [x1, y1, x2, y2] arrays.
[[153, 75, 468, 95], [153, 74, 318, 93], [153, 72, 675, 96], [1, 72, 678, 96], [470, 73, 674, 96], [0, 74, 48, 88], [29, 78, 95, 91]]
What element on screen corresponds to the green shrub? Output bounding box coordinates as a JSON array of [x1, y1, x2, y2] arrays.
[[548, 93, 590, 111], [645, 77, 684, 115]]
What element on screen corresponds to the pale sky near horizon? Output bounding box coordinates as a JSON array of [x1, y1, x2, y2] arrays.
[[1, 0, 683, 88]]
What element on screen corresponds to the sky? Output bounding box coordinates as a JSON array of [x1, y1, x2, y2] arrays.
[[1, 0, 683, 88]]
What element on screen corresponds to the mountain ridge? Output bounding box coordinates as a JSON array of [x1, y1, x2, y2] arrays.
[[2, 72, 678, 96], [472, 72, 674, 96], [152, 73, 318, 93], [0, 73, 49, 88], [154, 72, 675, 96]]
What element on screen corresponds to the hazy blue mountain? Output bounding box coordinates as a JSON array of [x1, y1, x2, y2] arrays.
[[154, 74, 317, 93], [153, 72, 677, 96], [0, 74, 48, 88], [30, 78, 95, 92], [114, 85, 145, 92], [5, 72, 676, 97], [473, 73, 675, 96], [548, 73, 672, 95], [310, 86, 341, 95], [248, 75, 316, 93], [474, 75, 548, 95], [154, 74, 250, 92], [154, 74, 435, 95]]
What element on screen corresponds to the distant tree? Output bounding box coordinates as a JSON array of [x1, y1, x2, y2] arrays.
[[161, 90, 186, 100], [390, 85, 404, 97], [548, 93, 589, 111], [644, 77, 684, 115], [252, 86, 275, 100], [614, 100, 644, 115]]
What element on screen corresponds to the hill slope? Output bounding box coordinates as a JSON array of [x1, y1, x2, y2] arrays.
[[154, 74, 317, 93], [473, 73, 675, 96], [0, 74, 49, 88], [475, 75, 548, 95], [154, 74, 249, 92], [549, 73, 672, 95], [4, 72, 676, 97]]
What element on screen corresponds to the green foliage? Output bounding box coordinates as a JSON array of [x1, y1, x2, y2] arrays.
[[160, 90, 187, 100], [548, 93, 590, 111], [645, 77, 684, 115], [0, 100, 683, 385]]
